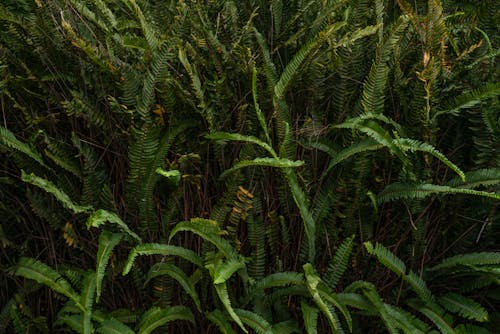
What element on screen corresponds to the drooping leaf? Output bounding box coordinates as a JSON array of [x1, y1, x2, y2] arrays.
[[95, 231, 123, 302], [21, 171, 91, 214], [86, 210, 141, 242], [137, 306, 194, 334], [123, 244, 203, 275]]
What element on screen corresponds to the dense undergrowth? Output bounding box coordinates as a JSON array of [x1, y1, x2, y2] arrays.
[[0, 0, 499, 333]]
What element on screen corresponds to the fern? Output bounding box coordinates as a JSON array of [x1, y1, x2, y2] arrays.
[[378, 182, 500, 203], [137, 306, 194, 334], [206, 309, 237, 334], [393, 138, 465, 181], [214, 282, 247, 333], [145, 263, 201, 312], [303, 263, 345, 333], [14, 258, 83, 310], [323, 236, 355, 289], [446, 168, 500, 189], [438, 293, 488, 322], [428, 252, 500, 272], [86, 210, 141, 242], [234, 309, 273, 334], [365, 242, 432, 302], [96, 318, 135, 334], [21, 171, 91, 214], [95, 231, 123, 303], [169, 218, 238, 259], [301, 301, 319, 334], [326, 139, 383, 172], [0, 126, 47, 168], [80, 272, 96, 334], [219, 157, 304, 179], [206, 132, 275, 157], [213, 258, 246, 284], [123, 244, 203, 275]]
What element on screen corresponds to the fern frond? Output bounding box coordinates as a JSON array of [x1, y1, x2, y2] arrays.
[[283, 169, 316, 262], [274, 21, 346, 100], [324, 236, 354, 289], [407, 301, 454, 334], [0, 126, 47, 168], [95, 231, 123, 303], [301, 301, 319, 334], [327, 139, 383, 171], [455, 324, 494, 334], [393, 138, 465, 181], [145, 263, 201, 312], [215, 282, 247, 333], [303, 263, 343, 333], [429, 252, 500, 272], [271, 319, 300, 334], [219, 157, 304, 179], [137, 306, 194, 334], [96, 318, 135, 334], [438, 293, 488, 322], [383, 304, 428, 334], [123, 244, 203, 275], [213, 258, 246, 284], [206, 309, 237, 334], [21, 171, 91, 214], [86, 210, 141, 242], [378, 182, 500, 203], [364, 242, 406, 275], [365, 242, 432, 301], [80, 272, 96, 334], [234, 309, 273, 334], [206, 132, 276, 157], [446, 168, 500, 189], [434, 82, 500, 120], [169, 218, 237, 259], [14, 258, 82, 310], [361, 16, 409, 114], [252, 67, 271, 143]]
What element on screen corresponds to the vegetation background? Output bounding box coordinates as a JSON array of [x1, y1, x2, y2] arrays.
[[0, 0, 499, 333]]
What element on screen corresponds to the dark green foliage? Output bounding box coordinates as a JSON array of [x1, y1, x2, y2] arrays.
[[1, 0, 498, 333]]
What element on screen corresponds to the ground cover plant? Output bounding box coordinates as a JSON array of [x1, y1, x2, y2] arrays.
[[0, 0, 499, 333]]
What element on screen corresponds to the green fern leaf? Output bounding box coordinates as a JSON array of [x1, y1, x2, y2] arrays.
[[274, 21, 346, 100], [219, 157, 304, 179], [14, 258, 82, 310], [429, 252, 500, 272], [234, 309, 273, 334], [378, 183, 500, 203], [206, 309, 237, 334], [364, 242, 406, 275], [206, 132, 276, 157], [21, 171, 92, 214], [438, 293, 488, 322], [86, 210, 141, 242], [455, 324, 493, 334], [252, 67, 271, 143], [272, 320, 301, 334], [80, 272, 96, 334], [303, 263, 343, 333], [0, 126, 47, 168], [446, 168, 500, 189], [283, 168, 316, 262], [213, 258, 246, 284], [96, 231, 123, 303], [383, 304, 428, 334], [96, 318, 135, 334], [145, 263, 201, 311], [408, 301, 455, 334], [324, 236, 355, 289], [301, 301, 319, 334], [327, 139, 383, 171], [138, 306, 194, 334], [434, 82, 500, 120], [215, 282, 247, 333], [123, 244, 203, 275], [253, 272, 304, 291], [169, 218, 238, 259], [393, 138, 465, 181]]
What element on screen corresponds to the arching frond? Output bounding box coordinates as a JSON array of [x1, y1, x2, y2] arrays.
[[95, 231, 123, 303], [137, 306, 194, 334]]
